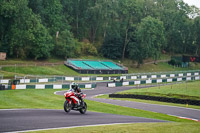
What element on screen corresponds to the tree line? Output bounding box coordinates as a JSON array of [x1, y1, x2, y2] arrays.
[[0, 0, 200, 66]]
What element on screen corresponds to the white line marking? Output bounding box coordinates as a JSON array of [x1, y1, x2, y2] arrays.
[[5, 122, 157, 133], [0, 109, 61, 111]]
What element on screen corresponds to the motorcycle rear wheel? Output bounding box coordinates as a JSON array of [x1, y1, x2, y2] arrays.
[[79, 102, 87, 114], [64, 100, 71, 113]]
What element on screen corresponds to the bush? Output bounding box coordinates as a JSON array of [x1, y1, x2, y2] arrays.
[[168, 59, 176, 66], [189, 62, 196, 67], [81, 42, 98, 56], [168, 59, 182, 67], [101, 36, 123, 59]]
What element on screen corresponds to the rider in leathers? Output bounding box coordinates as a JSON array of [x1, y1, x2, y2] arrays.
[[71, 82, 83, 107]]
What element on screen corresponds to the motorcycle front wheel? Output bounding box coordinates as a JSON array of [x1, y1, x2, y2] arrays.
[[64, 100, 71, 113], [79, 102, 87, 114]]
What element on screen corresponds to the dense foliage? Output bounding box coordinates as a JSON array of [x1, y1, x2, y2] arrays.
[[0, 0, 200, 65]]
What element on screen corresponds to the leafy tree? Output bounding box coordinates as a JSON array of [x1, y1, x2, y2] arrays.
[[101, 33, 123, 59], [28, 0, 65, 36], [59, 0, 91, 40], [128, 40, 149, 68], [129, 16, 165, 67], [194, 17, 200, 55], [27, 18, 53, 60], [118, 0, 142, 60], [1, 0, 200, 61], [80, 42, 98, 56], [0, 0, 18, 55], [55, 30, 77, 58], [155, 0, 193, 54], [0, 0, 53, 59]]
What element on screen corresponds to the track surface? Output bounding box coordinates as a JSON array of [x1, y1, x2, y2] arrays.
[[0, 109, 165, 133], [57, 82, 200, 120], [0, 82, 167, 133], [1, 82, 200, 132]]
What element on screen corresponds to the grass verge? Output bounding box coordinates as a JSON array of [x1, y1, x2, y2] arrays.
[[97, 94, 200, 110], [116, 81, 200, 100], [1, 65, 79, 77], [30, 122, 200, 133], [1, 59, 200, 79], [127, 62, 200, 73], [95, 81, 200, 110], [0, 58, 64, 65], [0, 89, 192, 122], [1, 65, 121, 78]]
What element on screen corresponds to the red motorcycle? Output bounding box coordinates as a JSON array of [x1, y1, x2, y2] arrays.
[[64, 90, 87, 114]]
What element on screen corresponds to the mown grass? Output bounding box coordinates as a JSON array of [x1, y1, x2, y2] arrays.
[[0, 89, 191, 122], [1, 57, 200, 133], [1, 65, 78, 76], [0, 65, 121, 78], [0, 89, 64, 109], [0, 58, 64, 65], [95, 81, 200, 110], [1, 89, 198, 133], [0, 71, 22, 79], [79, 55, 109, 60], [1, 56, 200, 79], [31, 122, 200, 133], [97, 94, 200, 110], [116, 81, 200, 100], [128, 62, 200, 73], [2, 62, 200, 79]]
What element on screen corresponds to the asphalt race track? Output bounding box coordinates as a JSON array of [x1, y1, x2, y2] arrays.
[[0, 82, 166, 132], [0, 109, 165, 133], [57, 82, 200, 121], [0, 82, 200, 132]]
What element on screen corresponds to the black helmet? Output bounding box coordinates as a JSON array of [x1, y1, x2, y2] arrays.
[[71, 82, 78, 89]]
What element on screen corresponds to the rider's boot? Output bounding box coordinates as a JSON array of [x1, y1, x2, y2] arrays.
[[76, 101, 80, 107], [80, 100, 83, 106], [74, 103, 78, 108]]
